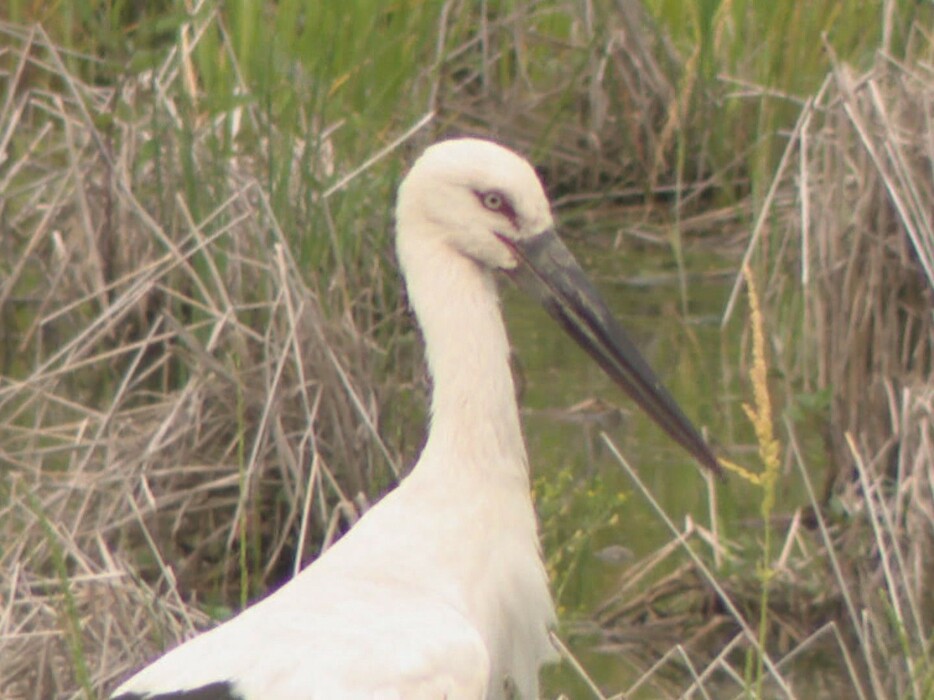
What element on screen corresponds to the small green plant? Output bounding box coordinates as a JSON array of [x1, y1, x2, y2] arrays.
[[536, 467, 628, 614]]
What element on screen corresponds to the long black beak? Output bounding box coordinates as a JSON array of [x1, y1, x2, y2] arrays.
[[501, 229, 721, 476]]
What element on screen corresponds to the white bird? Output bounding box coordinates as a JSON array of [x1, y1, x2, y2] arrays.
[[112, 138, 719, 700]]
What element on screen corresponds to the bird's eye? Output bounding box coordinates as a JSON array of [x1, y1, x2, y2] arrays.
[[481, 191, 504, 211], [474, 189, 518, 228]]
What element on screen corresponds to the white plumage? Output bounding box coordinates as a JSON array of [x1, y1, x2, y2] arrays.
[[113, 138, 717, 700]]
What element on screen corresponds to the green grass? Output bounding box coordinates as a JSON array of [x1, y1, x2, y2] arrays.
[[11, 0, 928, 217], [641, 0, 929, 197]]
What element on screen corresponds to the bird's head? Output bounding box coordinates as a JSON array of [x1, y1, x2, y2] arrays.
[[396, 138, 553, 271]]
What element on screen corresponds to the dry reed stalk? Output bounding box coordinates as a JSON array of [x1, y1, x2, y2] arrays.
[[585, 50, 934, 698], [433, 0, 713, 197], [773, 51, 932, 639], [717, 50, 934, 698], [0, 23, 409, 698]]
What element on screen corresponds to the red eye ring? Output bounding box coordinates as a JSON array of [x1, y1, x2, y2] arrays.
[[474, 189, 519, 229]]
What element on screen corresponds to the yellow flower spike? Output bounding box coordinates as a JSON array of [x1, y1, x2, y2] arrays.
[[739, 264, 783, 696], [743, 264, 781, 498]]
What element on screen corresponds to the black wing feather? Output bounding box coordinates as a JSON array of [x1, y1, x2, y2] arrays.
[[112, 680, 241, 700]]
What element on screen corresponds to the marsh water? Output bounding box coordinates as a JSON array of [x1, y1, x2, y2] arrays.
[[502, 231, 768, 696]]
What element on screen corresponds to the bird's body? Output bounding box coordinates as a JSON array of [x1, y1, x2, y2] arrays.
[[119, 476, 547, 698], [114, 139, 717, 700]]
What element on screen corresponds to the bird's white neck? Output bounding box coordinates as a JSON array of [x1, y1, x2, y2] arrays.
[[400, 237, 528, 481]]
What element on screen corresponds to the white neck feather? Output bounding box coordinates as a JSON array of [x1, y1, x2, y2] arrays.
[[399, 235, 528, 482]]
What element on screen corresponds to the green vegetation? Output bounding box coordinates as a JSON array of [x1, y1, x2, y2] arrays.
[[2, 1, 933, 697]]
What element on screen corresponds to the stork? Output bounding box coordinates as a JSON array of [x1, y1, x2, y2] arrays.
[[112, 138, 719, 700]]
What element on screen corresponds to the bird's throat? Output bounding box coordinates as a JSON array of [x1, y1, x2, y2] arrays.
[[404, 243, 528, 477]]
